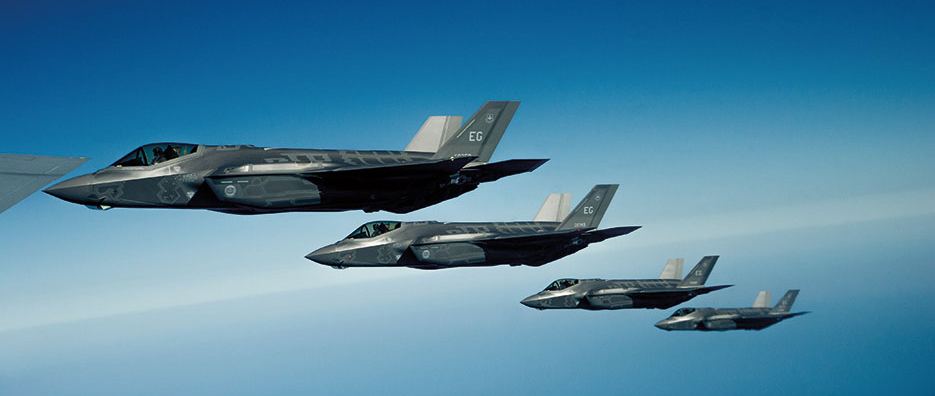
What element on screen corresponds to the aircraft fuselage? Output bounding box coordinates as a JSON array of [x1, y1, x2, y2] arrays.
[[45, 144, 542, 214], [306, 221, 618, 269]]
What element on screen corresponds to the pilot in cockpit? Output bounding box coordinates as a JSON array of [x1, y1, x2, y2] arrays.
[[374, 223, 390, 235], [151, 147, 166, 164], [163, 144, 179, 160]]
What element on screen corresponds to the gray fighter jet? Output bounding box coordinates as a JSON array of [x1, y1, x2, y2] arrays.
[[654, 289, 809, 331], [44, 101, 547, 214], [306, 184, 640, 269], [520, 256, 731, 310]]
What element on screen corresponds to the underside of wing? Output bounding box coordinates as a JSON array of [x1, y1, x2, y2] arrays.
[[587, 289, 689, 309], [0, 154, 88, 213], [727, 316, 782, 329], [303, 157, 476, 180], [477, 229, 586, 247]]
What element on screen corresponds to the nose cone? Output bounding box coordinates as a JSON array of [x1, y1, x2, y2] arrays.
[[44, 174, 95, 204], [654, 320, 673, 331], [520, 295, 544, 309], [305, 245, 342, 266]]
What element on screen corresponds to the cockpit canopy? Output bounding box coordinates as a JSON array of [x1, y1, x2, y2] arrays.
[[671, 308, 696, 317], [346, 221, 402, 239], [112, 143, 199, 167], [544, 279, 579, 291]]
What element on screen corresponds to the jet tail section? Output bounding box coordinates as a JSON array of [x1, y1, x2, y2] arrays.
[[753, 291, 771, 308], [556, 184, 619, 230], [659, 258, 684, 280], [769, 289, 800, 314], [405, 116, 463, 153], [534, 193, 572, 222], [678, 255, 719, 287], [431, 101, 520, 163]]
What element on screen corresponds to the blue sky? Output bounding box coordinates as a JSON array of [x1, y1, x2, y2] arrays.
[[1, 1, 934, 394]]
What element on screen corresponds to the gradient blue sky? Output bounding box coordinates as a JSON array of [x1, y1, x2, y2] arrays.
[[1, 1, 934, 394]]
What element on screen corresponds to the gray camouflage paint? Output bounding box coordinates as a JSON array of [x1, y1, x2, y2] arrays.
[[654, 289, 808, 331], [520, 256, 731, 310], [44, 101, 547, 214], [306, 185, 641, 269]]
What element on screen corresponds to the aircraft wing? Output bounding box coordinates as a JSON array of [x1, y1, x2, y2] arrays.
[[0, 154, 88, 214], [207, 156, 476, 181], [477, 229, 589, 247], [301, 156, 477, 180], [415, 225, 641, 250], [408, 229, 586, 266], [621, 284, 734, 298]]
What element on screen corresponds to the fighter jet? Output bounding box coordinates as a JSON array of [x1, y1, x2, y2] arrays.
[[654, 289, 809, 331], [520, 255, 731, 310], [0, 154, 88, 214], [43, 101, 547, 214], [306, 184, 640, 269]]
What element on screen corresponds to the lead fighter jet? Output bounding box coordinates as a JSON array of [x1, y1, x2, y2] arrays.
[[520, 256, 731, 310], [44, 101, 547, 214], [654, 289, 809, 331], [306, 184, 640, 269]]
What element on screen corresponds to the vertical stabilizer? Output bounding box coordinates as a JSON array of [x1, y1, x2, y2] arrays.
[[769, 289, 800, 314], [405, 116, 463, 153], [753, 291, 771, 308], [556, 184, 618, 230], [431, 101, 519, 163], [658, 258, 684, 280], [534, 193, 572, 222], [678, 256, 719, 287]]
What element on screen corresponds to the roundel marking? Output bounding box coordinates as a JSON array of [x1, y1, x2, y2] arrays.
[[224, 185, 237, 197]]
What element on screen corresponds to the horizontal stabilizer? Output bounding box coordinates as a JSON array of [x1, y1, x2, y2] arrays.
[[405, 116, 463, 153], [659, 258, 684, 280], [583, 226, 641, 243], [460, 158, 548, 184], [698, 284, 733, 294], [534, 193, 572, 222], [753, 291, 771, 308]]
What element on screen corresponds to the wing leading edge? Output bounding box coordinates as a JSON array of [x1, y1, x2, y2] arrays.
[[0, 154, 89, 213]]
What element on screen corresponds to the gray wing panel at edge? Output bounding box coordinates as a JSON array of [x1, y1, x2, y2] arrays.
[[0, 154, 89, 213]]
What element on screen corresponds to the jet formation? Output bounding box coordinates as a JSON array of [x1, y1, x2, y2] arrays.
[[654, 289, 808, 331], [306, 184, 640, 269], [520, 256, 731, 310], [32, 99, 807, 331], [44, 101, 547, 214]]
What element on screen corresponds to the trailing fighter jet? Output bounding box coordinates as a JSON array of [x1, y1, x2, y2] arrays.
[[306, 184, 640, 269], [0, 154, 88, 214], [43, 101, 547, 214], [520, 255, 731, 310], [654, 289, 809, 331]]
